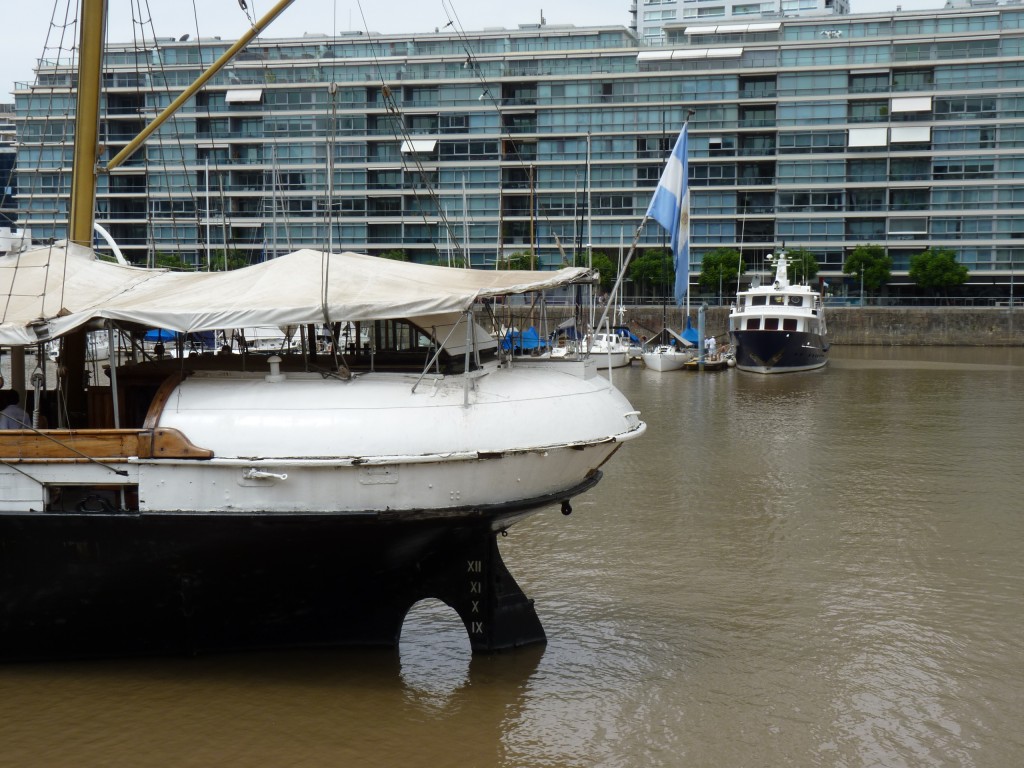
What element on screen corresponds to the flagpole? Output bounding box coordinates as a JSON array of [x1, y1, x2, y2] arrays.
[[594, 112, 693, 333]]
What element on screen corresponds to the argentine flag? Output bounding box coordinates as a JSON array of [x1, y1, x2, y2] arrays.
[[644, 124, 690, 304]]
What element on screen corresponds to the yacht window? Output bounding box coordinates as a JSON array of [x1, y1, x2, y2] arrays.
[[770, 295, 785, 306], [764, 318, 780, 330], [373, 319, 433, 353], [783, 319, 798, 331], [752, 295, 767, 306], [746, 318, 761, 330], [788, 296, 803, 307]]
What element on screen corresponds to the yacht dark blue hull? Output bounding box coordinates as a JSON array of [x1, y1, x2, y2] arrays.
[[730, 329, 828, 374]]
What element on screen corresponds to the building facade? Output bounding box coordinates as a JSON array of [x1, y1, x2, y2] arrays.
[[12, 3, 1024, 298], [0, 104, 16, 227], [634, 0, 849, 46]]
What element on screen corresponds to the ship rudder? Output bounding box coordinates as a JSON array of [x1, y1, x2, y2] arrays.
[[412, 525, 546, 653]]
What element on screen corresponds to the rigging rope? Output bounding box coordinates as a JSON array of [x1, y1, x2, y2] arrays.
[[355, 0, 467, 268]]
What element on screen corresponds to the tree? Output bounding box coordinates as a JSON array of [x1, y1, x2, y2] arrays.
[[698, 248, 744, 296], [588, 250, 617, 293], [209, 249, 249, 271], [785, 248, 820, 285], [629, 248, 673, 298], [153, 252, 196, 271], [378, 249, 409, 262], [909, 247, 968, 299], [843, 244, 892, 295], [497, 250, 533, 270]]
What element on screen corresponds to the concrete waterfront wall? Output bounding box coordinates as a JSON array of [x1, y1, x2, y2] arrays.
[[617, 306, 1024, 346], [815, 307, 1023, 346], [527, 306, 1019, 346]]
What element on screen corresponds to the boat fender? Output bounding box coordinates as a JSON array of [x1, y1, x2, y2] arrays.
[[561, 499, 572, 516]]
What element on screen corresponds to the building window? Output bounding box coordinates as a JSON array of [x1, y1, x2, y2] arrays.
[[849, 100, 888, 123], [778, 132, 845, 154], [892, 69, 934, 91], [777, 191, 843, 212], [934, 97, 997, 120], [849, 72, 888, 94]]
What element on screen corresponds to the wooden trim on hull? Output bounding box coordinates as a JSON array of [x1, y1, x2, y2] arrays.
[[0, 428, 213, 461]]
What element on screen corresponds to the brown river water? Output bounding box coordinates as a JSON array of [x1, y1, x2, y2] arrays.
[[1, 346, 1022, 767]]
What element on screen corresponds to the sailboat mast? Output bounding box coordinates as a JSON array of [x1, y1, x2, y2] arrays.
[[68, 0, 106, 246]]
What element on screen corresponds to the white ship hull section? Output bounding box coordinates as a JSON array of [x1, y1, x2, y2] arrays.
[[148, 364, 644, 513]]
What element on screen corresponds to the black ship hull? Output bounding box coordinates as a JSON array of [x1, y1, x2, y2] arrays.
[[0, 476, 599, 662], [730, 329, 828, 374]]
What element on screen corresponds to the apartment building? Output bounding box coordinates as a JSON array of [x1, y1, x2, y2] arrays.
[[12, 1, 1024, 296], [634, 0, 849, 46]]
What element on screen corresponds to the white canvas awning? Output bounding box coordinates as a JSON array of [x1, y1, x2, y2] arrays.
[[890, 126, 931, 143], [671, 47, 743, 60], [891, 96, 932, 113], [684, 22, 779, 34], [637, 50, 673, 62], [704, 47, 743, 59], [0, 244, 593, 345], [848, 127, 888, 148], [400, 139, 437, 153], [225, 88, 263, 104]]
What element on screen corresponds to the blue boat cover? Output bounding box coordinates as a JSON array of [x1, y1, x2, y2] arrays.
[[681, 316, 699, 345], [612, 325, 640, 344], [502, 326, 548, 351], [144, 328, 178, 342]]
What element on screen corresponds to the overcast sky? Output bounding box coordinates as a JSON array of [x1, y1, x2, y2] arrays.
[[2, 0, 938, 97]]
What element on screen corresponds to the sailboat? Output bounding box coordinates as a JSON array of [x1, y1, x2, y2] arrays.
[[640, 337, 691, 372], [0, 0, 645, 660], [587, 329, 632, 369]]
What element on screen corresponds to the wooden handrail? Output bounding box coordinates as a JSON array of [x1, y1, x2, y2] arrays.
[[0, 428, 212, 461], [143, 371, 186, 429]]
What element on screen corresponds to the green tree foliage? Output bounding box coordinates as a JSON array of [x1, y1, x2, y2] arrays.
[[785, 248, 820, 285], [497, 250, 534, 270], [843, 244, 892, 294], [909, 248, 969, 296], [630, 249, 674, 296], [154, 253, 195, 271], [378, 249, 410, 261], [209, 250, 249, 272], [698, 248, 744, 293], [588, 251, 617, 293]]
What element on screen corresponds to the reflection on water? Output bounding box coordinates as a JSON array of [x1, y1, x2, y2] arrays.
[[2, 346, 1023, 766], [399, 599, 471, 708]]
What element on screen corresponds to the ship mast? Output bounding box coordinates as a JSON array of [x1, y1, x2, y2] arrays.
[[67, 0, 104, 243], [68, 0, 106, 247], [59, 0, 295, 425], [58, 0, 107, 426]]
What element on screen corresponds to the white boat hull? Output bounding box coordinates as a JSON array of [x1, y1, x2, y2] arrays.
[[641, 348, 689, 372], [594, 350, 631, 369], [145, 361, 642, 515]]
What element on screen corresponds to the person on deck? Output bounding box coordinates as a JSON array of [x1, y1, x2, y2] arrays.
[[0, 390, 30, 429]]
